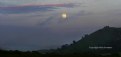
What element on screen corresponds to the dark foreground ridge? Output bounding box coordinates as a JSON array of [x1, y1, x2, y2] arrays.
[[0, 50, 120, 57], [1, 26, 121, 57]]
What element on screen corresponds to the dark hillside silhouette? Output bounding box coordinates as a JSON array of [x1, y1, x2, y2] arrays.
[[57, 26, 121, 54]]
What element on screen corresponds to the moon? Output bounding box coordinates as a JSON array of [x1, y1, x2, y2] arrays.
[[62, 13, 67, 19]]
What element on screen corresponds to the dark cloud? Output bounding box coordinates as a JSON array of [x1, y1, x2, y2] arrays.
[[38, 17, 54, 26], [0, 3, 77, 14], [0, 6, 56, 14]]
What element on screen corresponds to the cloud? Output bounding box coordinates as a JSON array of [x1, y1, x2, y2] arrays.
[[0, 3, 77, 14], [0, 6, 56, 14]]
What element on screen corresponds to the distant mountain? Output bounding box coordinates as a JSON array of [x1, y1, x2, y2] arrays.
[[57, 26, 121, 54]]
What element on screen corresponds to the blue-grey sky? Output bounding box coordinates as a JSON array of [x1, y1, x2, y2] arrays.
[[0, 0, 121, 51]]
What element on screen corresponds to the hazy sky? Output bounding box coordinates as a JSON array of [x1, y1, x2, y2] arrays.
[[0, 0, 121, 51]]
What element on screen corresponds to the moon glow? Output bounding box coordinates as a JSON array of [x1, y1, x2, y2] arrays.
[[62, 13, 67, 19]]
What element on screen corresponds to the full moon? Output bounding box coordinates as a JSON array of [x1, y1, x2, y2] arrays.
[[62, 13, 67, 19]]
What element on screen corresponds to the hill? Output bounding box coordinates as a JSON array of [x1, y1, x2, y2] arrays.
[[58, 26, 121, 54]]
